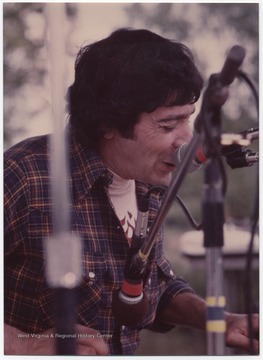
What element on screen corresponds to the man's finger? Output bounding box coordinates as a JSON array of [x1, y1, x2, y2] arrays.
[[75, 324, 110, 355]]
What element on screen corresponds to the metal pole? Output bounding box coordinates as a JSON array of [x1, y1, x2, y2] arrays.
[[44, 3, 82, 355], [206, 248, 225, 355], [139, 132, 202, 258], [201, 46, 245, 355], [203, 160, 225, 355]]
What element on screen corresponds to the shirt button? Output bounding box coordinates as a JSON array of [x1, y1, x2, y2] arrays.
[[89, 271, 95, 279], [169, 269, 174, 276], [121, 326, 125, 331], [148, 278, 151, 285]]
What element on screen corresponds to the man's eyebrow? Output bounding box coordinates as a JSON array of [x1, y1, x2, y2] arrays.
[[156, 114, 188, 122], [156, 108, 195, 123]]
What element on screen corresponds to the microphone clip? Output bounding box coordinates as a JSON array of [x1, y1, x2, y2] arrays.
[[222, 144, 259, 169], [221, 127, 259, 147]]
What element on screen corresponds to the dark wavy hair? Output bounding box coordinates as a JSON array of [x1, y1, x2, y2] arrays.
[[67, 28, 203, 147]]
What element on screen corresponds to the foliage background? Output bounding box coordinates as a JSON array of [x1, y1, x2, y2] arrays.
[[3, 2, 259, 356]]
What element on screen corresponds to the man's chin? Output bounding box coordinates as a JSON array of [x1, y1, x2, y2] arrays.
[[148, 174, 172, 187]]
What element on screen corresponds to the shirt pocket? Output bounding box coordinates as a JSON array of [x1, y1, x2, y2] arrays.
[[140, 256, 176, 327], [75, 251, 109, 328]]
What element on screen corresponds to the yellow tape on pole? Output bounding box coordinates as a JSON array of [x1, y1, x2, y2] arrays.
[[206, 320, 226, 333], [206, 296, 226, 307]]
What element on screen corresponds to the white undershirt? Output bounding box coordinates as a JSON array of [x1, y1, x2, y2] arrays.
[[108, 171, 138, 245]]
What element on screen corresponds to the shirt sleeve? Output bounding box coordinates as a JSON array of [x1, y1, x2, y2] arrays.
[[4, 157, 29, 255], [148, 276, 195, 333]]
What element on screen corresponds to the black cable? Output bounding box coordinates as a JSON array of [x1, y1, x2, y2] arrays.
[[148, 186, 203, 230], [244, 173, 259, 354], [237, 70, 259, 354], [175, 195, 203, 230], [237, 70, 259, 111]]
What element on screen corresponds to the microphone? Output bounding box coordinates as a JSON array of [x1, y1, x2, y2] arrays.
[[173, 127, 259, 172], [194, 45, 246, 133], [219, 45, 246, 86], [112, 195, 150, 326], [173, 142, 208, 173]]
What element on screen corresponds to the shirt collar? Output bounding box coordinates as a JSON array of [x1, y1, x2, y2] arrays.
[[67, 129, 166, 203], [68, 133, 113, 202]]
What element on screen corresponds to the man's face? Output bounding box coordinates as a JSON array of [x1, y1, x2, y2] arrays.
[[101, 103, 195, 186]]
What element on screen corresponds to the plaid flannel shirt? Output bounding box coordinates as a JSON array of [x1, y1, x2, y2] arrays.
[[4, 131, 193, 354]]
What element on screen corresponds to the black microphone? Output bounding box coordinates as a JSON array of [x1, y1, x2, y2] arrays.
[[112, 195, 150, 326], [219, 45, 246, 86]]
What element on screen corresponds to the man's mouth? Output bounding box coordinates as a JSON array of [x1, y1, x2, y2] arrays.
[[163, 161, 176, 170]]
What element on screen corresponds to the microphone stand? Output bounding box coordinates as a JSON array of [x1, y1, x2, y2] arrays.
[[112, 127, 204, 327], [112, 193, 151, 326], [127, 46, 246, 356], [200, 87, 226, 355], [44, 4, 82, 355], [198, 46, 246, 355], [134, 133, 202, 265]]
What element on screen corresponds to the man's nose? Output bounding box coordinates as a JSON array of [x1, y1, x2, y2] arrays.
[[183, 125, 193, 143], [174, 122, 193, 147]]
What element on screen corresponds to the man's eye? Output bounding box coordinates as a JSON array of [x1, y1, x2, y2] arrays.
[[160, 124, 176, 132]]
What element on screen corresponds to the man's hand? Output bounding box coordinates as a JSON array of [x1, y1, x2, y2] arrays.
[[158, 292, 259, 354], [4, 323, 110, 355], [225, 313, 259, 354]]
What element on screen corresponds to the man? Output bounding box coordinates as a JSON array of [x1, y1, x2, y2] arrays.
[[4, 28, 259, 355]]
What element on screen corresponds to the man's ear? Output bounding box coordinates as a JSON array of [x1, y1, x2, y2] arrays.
[[102, 129, 116, 139]]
